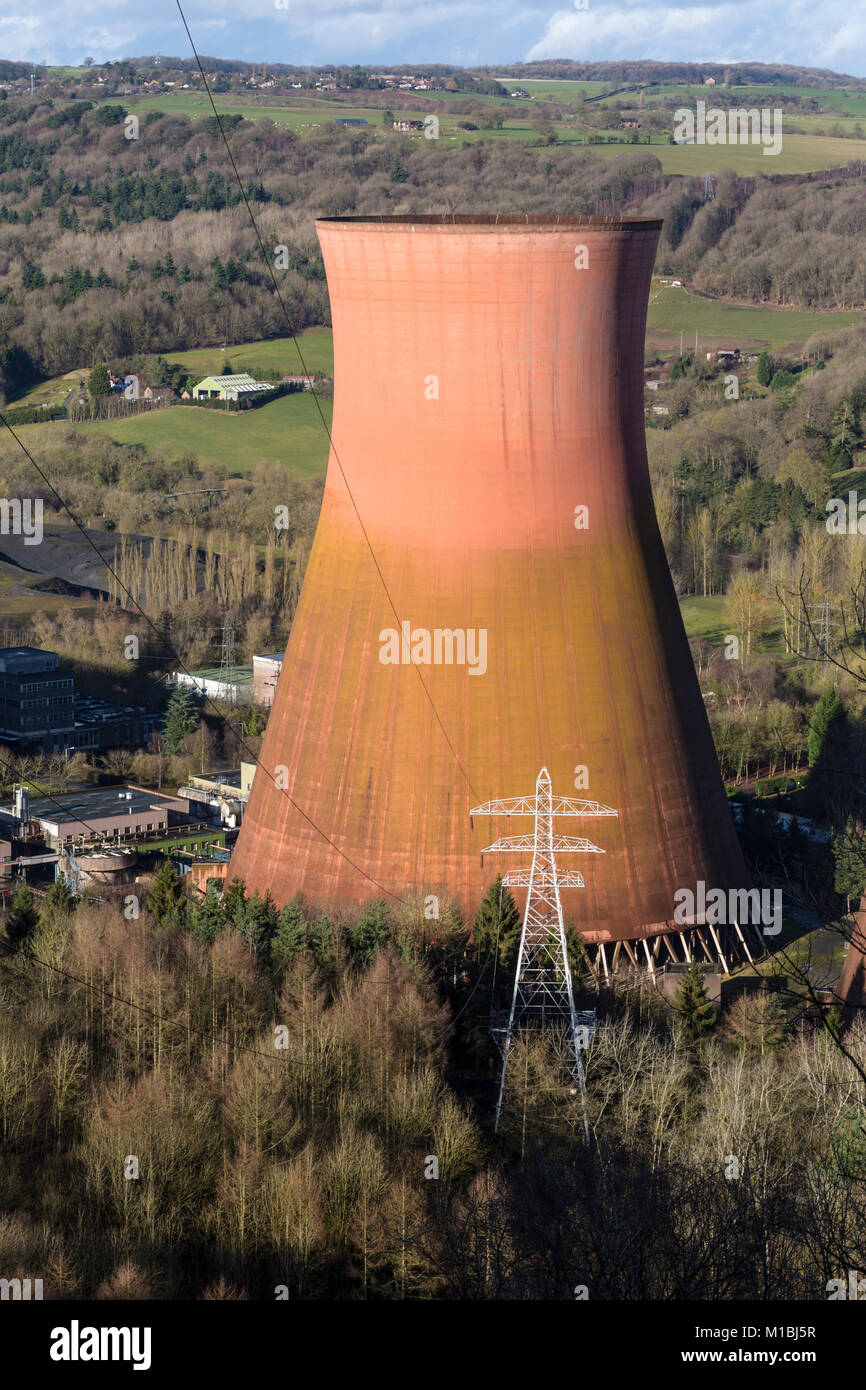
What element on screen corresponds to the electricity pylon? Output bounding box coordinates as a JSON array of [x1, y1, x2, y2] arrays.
[[218, 612, 237, 705], [469, 768, 618, 1133]]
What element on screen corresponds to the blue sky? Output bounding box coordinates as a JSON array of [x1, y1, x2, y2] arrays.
[[1, 0, 864, 79]]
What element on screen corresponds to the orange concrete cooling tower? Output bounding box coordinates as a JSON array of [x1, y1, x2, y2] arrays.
[[230, 214, 750, 959]]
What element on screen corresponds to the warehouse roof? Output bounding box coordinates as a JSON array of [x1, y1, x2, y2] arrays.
[[8, 787, 181, 828]]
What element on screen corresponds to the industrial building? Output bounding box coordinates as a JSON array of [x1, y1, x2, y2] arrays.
[[177, 763, 255, 826], [173, 665, 253, 702], [0, 647, 74, 749], [252, 653, 283, 708], [66, 695, 160, 753], [0, 785, 190, 848], [0, 646, 159, 753], [173, 655, 284, 708], [230, 214, 750, 968]]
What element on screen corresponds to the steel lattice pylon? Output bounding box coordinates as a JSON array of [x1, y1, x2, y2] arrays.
[[470, 767, 618, 1132]]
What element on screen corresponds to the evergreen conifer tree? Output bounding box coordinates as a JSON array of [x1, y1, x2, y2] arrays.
[[473, 876, 520, 964], [146, 859, 186, 925], [756, 349, 773, 386], [832, 817, 866, 912], [5, 884, 39, 947], [808, 686, 844, 765], [162, 685, 199, 754], [189, 882, 225, 943], [675, 960, 716, 1048], [273, 893, 307, 970], [87, 362, 111, 397]]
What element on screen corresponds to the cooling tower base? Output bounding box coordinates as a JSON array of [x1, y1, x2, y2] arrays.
[[586, 920, 767, 982]]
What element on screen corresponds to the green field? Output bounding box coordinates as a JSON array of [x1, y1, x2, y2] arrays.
[[129, 91, 466, 135], [646, 132, 866, 175], [123, 89, 866, 173], [73, 392, 332, 478], [131, 91, 374, 127], [647, 285, 863, 349], [679, 595, 730, 643], [167, 329, 334, 382], [491, 78, 608, 98], [708, 84, 866, 116], [678, 593, 785, 654], [496, 78, 866, 114]]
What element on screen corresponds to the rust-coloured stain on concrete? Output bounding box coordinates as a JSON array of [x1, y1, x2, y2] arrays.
[[230, 215, 748, 943]]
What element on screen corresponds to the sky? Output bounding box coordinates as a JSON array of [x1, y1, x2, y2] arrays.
[[1, 0, 865, 79]]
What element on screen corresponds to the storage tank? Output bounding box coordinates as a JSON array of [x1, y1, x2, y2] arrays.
[[73, 847, 138, 887]]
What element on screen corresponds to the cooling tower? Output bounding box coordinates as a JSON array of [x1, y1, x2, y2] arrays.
[[231, 214, 749, 953]]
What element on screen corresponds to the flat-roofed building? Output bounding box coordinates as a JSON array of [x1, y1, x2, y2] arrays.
[[0, 647, 159, 753], [173, 665, 254, 702], [0, 647, 75, 750], [176, 762, 256, 827], [1, 786, 190, 848]]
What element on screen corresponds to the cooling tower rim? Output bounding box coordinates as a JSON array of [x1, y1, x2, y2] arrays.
[[317, 213, 664, 231]]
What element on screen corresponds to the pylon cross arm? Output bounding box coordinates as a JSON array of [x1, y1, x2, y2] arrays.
[[470, 796, 618, 819], [483, 834, 603, 854], [550, 797, 618, 818], [469, 797, 537, 816], [503, 870, 585, 887]]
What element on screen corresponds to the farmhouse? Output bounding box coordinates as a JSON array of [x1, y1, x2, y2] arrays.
[[192, 373, 273, 402]]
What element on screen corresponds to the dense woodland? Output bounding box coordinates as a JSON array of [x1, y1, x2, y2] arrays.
[[1, 875, 865, 1299]]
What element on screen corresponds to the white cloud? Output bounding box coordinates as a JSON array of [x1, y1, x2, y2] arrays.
[[527, 1, 866, 74], [0, 0, 863, 75]]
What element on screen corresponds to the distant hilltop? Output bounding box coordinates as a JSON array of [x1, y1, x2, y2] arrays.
[[12, 56, 866, 91]]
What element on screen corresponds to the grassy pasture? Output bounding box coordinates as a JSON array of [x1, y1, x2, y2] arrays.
[[645, 132, 866, 175], [128, 91, 461, 134], [647, 286, 863, 350], [167, 328, 334, 381], [679, 593, 785, 654], [6, 370, 84, 412], [73, 391, 332, 479], [490, 78, 608, 98], [679, 595, 729, 644], [123, 90, 866, 172]]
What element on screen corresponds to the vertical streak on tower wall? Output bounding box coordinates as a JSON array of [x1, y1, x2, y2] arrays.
[[230, 215, 748, 944]]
